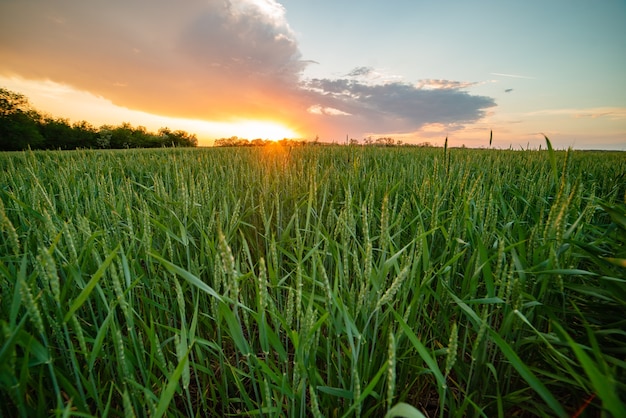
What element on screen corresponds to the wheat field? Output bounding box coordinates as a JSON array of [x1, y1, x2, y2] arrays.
[[0, 144, 624, 417]]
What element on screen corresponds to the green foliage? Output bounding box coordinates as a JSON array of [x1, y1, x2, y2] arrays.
[[214, 136, 307, 147], [0, 146, 624, 417], [0, 87, 45, 150], [0, 87, 197, 150]]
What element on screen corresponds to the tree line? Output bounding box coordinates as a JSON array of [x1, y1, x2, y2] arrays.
[[214, 135, 437, 147], [213, 136, 311, 147], [0, 87, 197, 151]]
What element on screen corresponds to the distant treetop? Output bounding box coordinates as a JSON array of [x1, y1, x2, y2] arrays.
[[0, 87, 198, 151]]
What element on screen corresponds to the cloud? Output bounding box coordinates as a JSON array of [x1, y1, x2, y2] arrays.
[[346, 67, 375, 78], [490, 72, 536, 80], [0, 0, 309, 121], [178, 0, 303, 82], [523, 107, 626, 121], [573, 110, 626, 120], [307, 105, 351, 116], [344, 66, 403, 85], [415, 79, 477, 90], [304, 77, 496, 136]]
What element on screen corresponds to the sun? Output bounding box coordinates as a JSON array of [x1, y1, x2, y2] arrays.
[[232, 120, 300, 141]]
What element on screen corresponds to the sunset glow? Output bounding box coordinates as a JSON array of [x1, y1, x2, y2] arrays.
[[226, 120, 300, 141], [0, 76, 300, 145]]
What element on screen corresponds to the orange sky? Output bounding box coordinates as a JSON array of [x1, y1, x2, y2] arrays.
[[0, 75, 304, 143]]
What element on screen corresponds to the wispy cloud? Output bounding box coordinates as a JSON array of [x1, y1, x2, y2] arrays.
[[415, 79, 477, 90], [523, 107, 626, 120], [346, 67, 375, 78], [490, 72, 536, 80], [573, 110, 626, 120], [344, 66, 404, 85], [307, 105, 351, 116]]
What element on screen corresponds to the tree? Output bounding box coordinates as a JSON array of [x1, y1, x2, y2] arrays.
[[1, 87, 198, 150], [72, 120, 98, 148], [0, 87, 45, 150], [0, 87, 39, 118], [169, 130, 198, 147], [215, 136, 242, 147], [96, 128, 112, 149], [38, 115, 74, 149]]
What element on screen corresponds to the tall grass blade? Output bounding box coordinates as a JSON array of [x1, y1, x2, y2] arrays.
[[392, 311, 446, 390], [553, 322, 626, 417], [64, 244, 119, 322], [154, 342, 193, 418], [489, 329, 567, 417], [544, 135, 558, 186], [149, 252, 224, 301]]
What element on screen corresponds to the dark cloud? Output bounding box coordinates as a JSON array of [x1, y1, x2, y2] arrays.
[[178, 2, 305, 84], [346, 66, 375, 78], [305, 78, 496, 135]]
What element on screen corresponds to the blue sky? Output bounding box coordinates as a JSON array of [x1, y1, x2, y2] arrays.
[[1, 0, 624, 148], [281, 0, 626, 148]]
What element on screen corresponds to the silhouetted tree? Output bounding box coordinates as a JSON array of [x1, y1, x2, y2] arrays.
[[0, 87, 199, 151], [38, 116, 75, 149], [73, 120, 99, 148], [168, 129, 198, 147], [0, 87, 45, 150]]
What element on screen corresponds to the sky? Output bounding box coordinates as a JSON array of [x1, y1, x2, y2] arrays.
[[1, 0, 625, 149]]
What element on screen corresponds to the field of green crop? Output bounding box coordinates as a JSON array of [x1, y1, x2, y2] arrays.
[[1, 144, 625, 417]]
